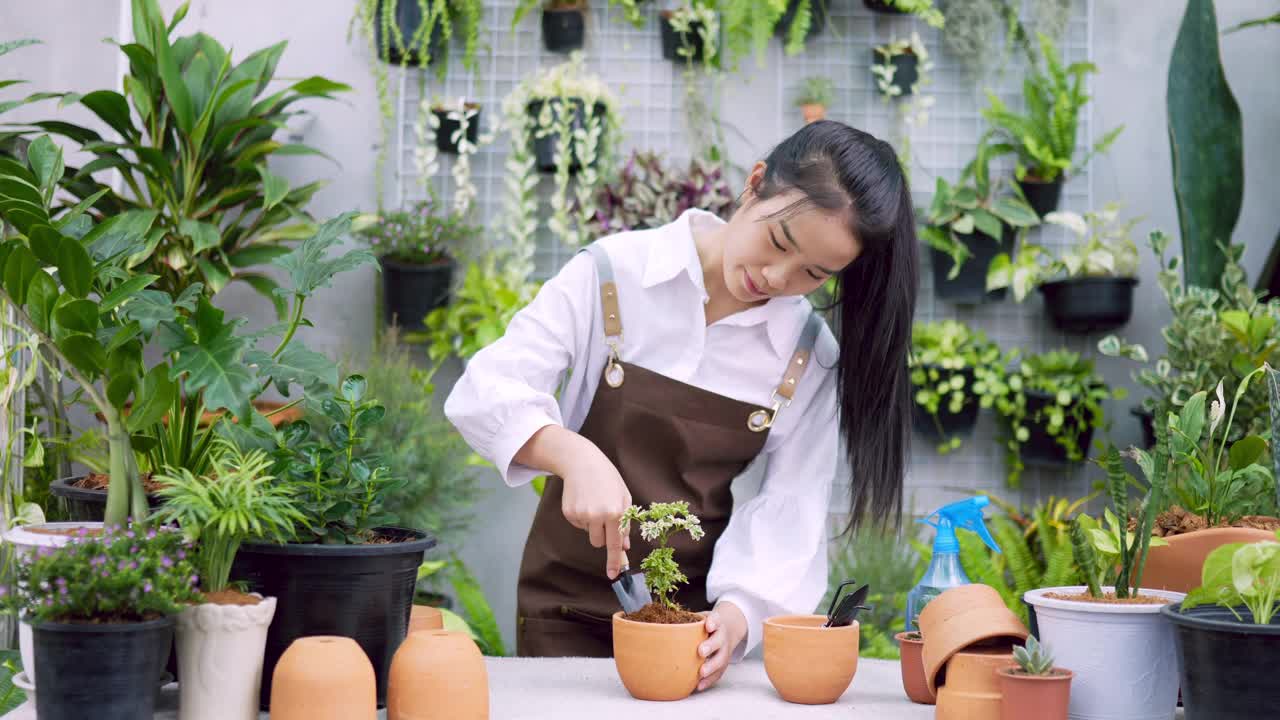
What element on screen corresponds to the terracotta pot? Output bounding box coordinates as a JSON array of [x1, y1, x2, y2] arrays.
[[997, 666, 1072, 720], [408, 605, 444, 635], [801, 104, 826, 123], [612, 611, 707, 701], [175, 595, 277, 720], [269, 636, 376, 720], [918, 584, 1028, 696], [894, 632, 934, 705], [763, 615, 858, 704], [1142, 527, 1276, 592], [388, 630, 488, 720], [935, 648, 1013, 720]]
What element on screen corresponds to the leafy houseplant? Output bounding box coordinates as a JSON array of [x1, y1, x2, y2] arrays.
[[981, 33, 1124, 217], [863, 0, 944, 28], [992, 350, 1118, 487], [921, 137, 1040, 304], [619, 502, 706, 616], [987, 203, 1140, 333], [513, 0, 589, 53], [589, 150, 734, 237], [872, 35, 930, 98], [794, 76, 833, 124], [37, 0, 350, 311], [661, 3, 718, 66], [1, 523, 200, 718], [941, 0, 1072, 80], [720, 0, 821, 68], [500, 51, 622, 251], [997, 635, 1073, 720], [909, 320, 1008, 453]]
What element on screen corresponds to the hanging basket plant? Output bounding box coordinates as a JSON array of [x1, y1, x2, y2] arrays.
[[514, 0, 589, 53], [872, 34, 930, 98], [910, 320, 1009, 453], [660, 5, 717, 65]]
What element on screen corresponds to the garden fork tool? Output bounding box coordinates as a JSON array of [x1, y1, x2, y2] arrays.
[[825, 580, 871, 628]]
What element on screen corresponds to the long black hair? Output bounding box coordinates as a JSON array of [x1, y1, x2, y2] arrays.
[[750, 120, 918, 534]]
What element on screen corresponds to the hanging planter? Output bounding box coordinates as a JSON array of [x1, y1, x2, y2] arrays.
[[431, 102, 481, 154], [863, 0, 907, 14], [911, 366, 980, 445], [660, 10, 707, 63], [1019, 390, 1096, 467], [777, 0, 827, 43], [1017, 176, 1065, 218], [872, 43, 921, 97], [1038, 276, 1138, 334], [929, 226, 1015, 304], [372, 0, 447, 67], [542, 2, 587, 53], [527, 98, 606, 174]]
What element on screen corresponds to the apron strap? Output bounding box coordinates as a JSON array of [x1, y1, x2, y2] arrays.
[[581, 243, 626, 387], [749, 311, 823, 433]]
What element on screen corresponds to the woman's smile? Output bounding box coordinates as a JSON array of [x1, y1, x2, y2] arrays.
[[743, 269, 769, 299]]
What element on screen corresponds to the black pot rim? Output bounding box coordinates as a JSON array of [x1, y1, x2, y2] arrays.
[[49, 475, 158, 500], [1162, 601, 1280, 635], [1038, 276, 1138, 291], [1018, 175, 1066, 187], [32, 614, 174, 633], [1130, 405, 1153, 419], [378, 254, 456, 272], [544, 4, 585, 14], [240, 526, 435, 557], [431, 103, 481, 112]]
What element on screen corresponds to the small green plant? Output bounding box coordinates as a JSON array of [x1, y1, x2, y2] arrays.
[[354, 197, 477, 266], [872, 34, 932, 98], [720, 0, 817, 66], [619, 501, 705, 610], [988, 202, 1140, 302], [151, 440, 305, 595], [878, 0, 945, 28], [1181, 531, 1280, 624], [909, 320, 1010, 453], [1012, 635, 1055, 675], [794, 76, 834, 108]]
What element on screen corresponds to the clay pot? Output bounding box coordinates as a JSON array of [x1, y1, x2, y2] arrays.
[[408, 605, 444, 635], [388, 630, 488, 720], [801, 104, 826, 124], [269, 636, 376, 720], [175, 594, 277, 720], [997, 666, 1073, 720], [612, 611, 707, 701], [894, 632, 934, 705], [1142, 527, 1276, 593], [935, 648, 1013, 720], [918, 584, 1028, 696], [763, 615, 858, 704]]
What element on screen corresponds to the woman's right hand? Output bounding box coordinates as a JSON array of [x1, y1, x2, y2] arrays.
[[560, 446, 633, 580]]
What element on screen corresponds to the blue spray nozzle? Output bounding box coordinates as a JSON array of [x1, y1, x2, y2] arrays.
[[917, 496, 1001, 556]]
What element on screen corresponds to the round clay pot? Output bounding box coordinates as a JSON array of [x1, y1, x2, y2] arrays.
[[1142, 527, 1276, 593], [935, 648, 1014, 720], [997, 666, 1072, 720], [388, 630, 488, 720], [408, 605, 444, 635], [612, 611, 707, 701], [894, 632, 934, 705], [269, 636, 376, 720], [918, 584, 1028, 696], [175, 595, 277, 720], [801, 104, 826, 124], [763, 615, 859, 704]]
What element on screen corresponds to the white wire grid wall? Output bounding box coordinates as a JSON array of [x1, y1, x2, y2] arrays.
[[396, 0, 1109, 514]]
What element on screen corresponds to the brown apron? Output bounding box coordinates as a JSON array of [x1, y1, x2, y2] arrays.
[[515, 242, 822, 657]]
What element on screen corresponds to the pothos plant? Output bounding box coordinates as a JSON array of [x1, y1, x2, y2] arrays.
[[987, 202, 1140, 302], [909, 320, 1010, 453], [993, 349, 1120, 487], [1181, 530, 1280, 624], [620, 501, 705, 610], [500, 52, 622, 255]]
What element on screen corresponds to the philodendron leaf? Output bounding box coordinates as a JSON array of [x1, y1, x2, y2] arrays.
[[160, 297, 254, 419], [1229, 435, 1267, 471], [272, 212, 376, 299], [245, 344, 337, 396], [179, 218, 222, 254]]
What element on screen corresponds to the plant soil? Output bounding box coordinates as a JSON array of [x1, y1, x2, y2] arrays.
[[1003, 668, 1071, 677], [202, 589, 261, 606], [904, 632, 922, 641], [24, 526, 104, 536], [74, 472, 165, 493], [1141, 505, 1280, 537], [623, 602, 703, 624], [1043, 591, 1171, 605]]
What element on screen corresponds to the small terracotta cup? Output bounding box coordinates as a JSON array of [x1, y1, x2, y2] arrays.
[[269, 636, 375, 720], [409, 605, 444, 635], [918, 584, 1028, 696], [388, 630, 488, 720], [997, 665, 1072, 720], [935, 647, 1014, 720], [763, 615, 859, 704], [894, 632, 934, 705], [801, 104, 826, 123], [612, 611, 708, 701]]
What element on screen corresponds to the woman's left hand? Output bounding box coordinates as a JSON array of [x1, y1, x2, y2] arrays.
[[696, 601, 747, 692]]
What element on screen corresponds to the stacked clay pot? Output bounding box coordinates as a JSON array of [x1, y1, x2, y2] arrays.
[[894, 631, 933, 704], [918, 585, 1028, 720]]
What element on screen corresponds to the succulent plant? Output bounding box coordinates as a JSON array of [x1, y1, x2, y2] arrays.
[[590, 150, 734, 237], [1012, 635, 1055, 675]]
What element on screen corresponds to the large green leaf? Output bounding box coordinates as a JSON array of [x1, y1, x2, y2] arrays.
[[28, 224, 63, 266], [179, 218, 222, 253], [26, 135, 64, 195], [25, 271, 59, 335], [55, 236, 93, 298], [2, 245, 39, 304], [53, 298, 98, 334], [58, 332, 107, 375], [245, 344, 337, 396], [79, 90, 136, 140], [82, 209, 159, 262], [1168, 0, 1243, 289], [258, 167, 288, 211], [99, 274, 160, 312], [126, 364, 177, 433], [273, 213, 375, 298], [160, 297, 253, 417], [153, 14, 195, 134], [121, 287, 190, 335]]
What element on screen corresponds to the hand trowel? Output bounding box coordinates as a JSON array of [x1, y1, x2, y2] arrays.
[[611, 551, 652, 613]]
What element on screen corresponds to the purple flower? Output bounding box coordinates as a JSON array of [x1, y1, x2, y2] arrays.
[[189, 575, 199, 586], [125, 530, 135, 539], [130, 546, 139, 555], [91, 555, 107, 567], [146, 529, 157, 540], [177, 550, 186, 561], [142, 582, 153, 594], [54, 578, 66, 587], [128, 562, 138, 571], [160, 556, 173, 568], [58, 587, 68, 596], [0, 586, 9, 597]]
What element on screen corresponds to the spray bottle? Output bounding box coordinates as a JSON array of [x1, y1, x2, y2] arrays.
[[904, 496, 1002, 633]]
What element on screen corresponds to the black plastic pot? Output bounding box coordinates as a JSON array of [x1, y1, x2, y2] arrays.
[[431, 105, 481, 154], [1038, 276, 1138, 334], [379, 254, 455, 331], [1017, 177, 1064, 218], [1163, 602, 1280, 719], [542, 6, 585, 53], [33, 616, 173, 720], [777, 0, 827, 41], [873, 48, 919, 96], [48, 476, 162, 522], [911, 366, 980, 442], [231, 527, 435, 709], [528, 98, 604, 174], [1019, 390, 1095, 467], [1132, 405, 1156, 449], [373, 0, 446, 66], [660, 11, 706, 63], [929, 226, 1014, 304], [864, 0, 907, 14]]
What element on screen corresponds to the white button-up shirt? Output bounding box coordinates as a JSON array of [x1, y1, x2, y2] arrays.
[[444, 208, 839, 659]]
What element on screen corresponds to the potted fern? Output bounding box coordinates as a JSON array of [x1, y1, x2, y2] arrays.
[[612, 502, 708, 701], [793, 76, 833, 124], [986, 203, 1140, 333], [981, 33, 1124, 217], [996, 636, 1073, 720], [909, 320, 1009, 453]]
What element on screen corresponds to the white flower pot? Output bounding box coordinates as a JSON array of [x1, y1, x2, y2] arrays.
[[1024, 586, 1184, 720], [175, 595, 277, 720]]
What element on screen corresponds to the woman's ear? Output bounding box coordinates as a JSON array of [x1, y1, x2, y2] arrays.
[[744, 161, 768, 197]]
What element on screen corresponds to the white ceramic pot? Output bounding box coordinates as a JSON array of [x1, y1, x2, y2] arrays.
[[175, 594, 277, 720], [1024, 586, 1184, 720], [1, 522, 103, 685]]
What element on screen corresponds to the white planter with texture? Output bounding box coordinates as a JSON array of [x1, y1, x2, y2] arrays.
[[175, 594, 277, 720]]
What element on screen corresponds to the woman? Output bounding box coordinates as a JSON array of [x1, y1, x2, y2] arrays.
[[445, 120, 917, 690]]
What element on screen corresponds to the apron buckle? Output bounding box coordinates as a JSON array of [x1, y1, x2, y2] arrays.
[[748, 392, 788, 432], [605, 340, 625, 387]]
